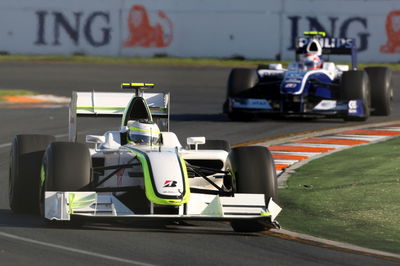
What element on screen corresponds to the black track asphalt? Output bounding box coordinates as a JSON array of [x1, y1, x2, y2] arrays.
[[0, 62, 398, 265]]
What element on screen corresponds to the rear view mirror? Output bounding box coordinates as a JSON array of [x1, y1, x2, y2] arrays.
[[187, 137, 206, 150]]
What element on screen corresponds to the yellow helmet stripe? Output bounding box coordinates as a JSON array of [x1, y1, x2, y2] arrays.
[[128, 126, 160, 134]]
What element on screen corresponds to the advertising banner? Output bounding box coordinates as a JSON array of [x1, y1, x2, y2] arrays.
[[0, 0, 398, 62]]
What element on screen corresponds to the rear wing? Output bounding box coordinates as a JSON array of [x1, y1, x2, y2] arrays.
[[295, 36, 357, 69], [69, 91, 170, 142]]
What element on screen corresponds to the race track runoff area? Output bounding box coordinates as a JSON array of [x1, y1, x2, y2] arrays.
[[262, 122, 400, 256]]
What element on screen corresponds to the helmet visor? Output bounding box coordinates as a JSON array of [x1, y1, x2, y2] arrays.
[[129, 133, 159, 145], [304, 55, 321, 69]]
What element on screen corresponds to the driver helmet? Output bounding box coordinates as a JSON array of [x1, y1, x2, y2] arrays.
[[303, 53, 323, 70], [127, 120, 160, 145]]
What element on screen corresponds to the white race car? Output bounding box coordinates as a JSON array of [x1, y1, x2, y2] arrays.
[[9, 83, 281, 232]]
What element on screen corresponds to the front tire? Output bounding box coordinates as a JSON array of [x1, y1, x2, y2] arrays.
[[227, 68, 259, 98], [227, 146, 277, 232], [9, 135, 55, 214], [225, 68, 259, 121], [40, 142, 92, 222], [340, 70, 371, 121]]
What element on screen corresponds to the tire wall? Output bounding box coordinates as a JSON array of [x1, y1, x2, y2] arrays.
[[0, 0, 399, 62]]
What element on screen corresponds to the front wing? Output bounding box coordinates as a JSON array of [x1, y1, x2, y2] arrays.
[[226, 97, 366, 118], [44, 192, 281, 228]]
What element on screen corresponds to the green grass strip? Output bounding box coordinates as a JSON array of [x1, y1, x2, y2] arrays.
[[278, 137, 400, 254], [0, 90, 37, 96], [0, 54, 399, 70], [0, 55, 274, 67], [0, 89, 38, 102]]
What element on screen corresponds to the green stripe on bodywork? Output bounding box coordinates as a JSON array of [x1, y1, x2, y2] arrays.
[[77, 106, 125, 112], [127, 148, 189, 206], [179, 156, 191, 204], [68, 193, 97, 214], [261, 211, 271, 217], [127, 149, 160, 205]]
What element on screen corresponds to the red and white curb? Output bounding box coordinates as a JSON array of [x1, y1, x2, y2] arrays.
[[254, 122, 400, 187], [251, 121, 400, 261]]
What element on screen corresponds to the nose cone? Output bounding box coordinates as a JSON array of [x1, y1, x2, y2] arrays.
[[306, 40, 322, 56]]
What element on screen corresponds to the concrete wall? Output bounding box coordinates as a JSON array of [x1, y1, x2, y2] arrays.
[[0, 0, 399, 62]]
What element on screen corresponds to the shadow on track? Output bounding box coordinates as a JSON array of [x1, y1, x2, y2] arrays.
[[171, 113, 228, 122], [171, 113, 352, 125], [0, 209, 262, 237]]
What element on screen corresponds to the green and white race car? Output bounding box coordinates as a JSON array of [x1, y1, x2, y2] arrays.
[[9, 83, 281, 232]]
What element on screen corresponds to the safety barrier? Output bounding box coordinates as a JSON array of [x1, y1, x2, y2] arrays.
[[0, 0, 398, 62]]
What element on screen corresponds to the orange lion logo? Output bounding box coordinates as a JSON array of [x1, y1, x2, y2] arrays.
[[124, 5, 173, 48], [380, 10, 400, 53]]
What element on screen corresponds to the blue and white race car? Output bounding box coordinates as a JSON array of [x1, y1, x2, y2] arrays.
[[223, 32, 393, 121]]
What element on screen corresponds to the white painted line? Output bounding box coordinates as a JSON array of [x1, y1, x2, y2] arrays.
[[0, 134, 69, 151], [281, 143, 345, 148], [0, 231, 153, 266], [368, 127, 400, 131], [54, 133, 69, 139], [376, 127, 400, 131], [270, 151, 319, 156], [330, 134, 385, 141], [0, 143, 11, 149], [274, 159, 299, 165]]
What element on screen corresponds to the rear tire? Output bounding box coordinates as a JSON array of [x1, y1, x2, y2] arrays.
[[9, 135, 55, 214], [340, 70, 371, 121], [227, 146, 277, 232], [364, 67, 392, 116], [40, 142, 92, 223]]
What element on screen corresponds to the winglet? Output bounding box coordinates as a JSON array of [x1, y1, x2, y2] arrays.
[[304, 31, 326, 37], [121, 83, 155, 89]]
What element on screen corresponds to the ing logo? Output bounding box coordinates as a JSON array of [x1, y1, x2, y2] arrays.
[[381, 10, 400, 53], [123, 5, 173, 48]]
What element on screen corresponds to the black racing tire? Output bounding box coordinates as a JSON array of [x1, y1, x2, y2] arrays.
[[196, 140, 230, 152], [225, 68, 259, 121], [42, 142, 91, 191], [227, 68, 259, 98], [340, 70, 371, 121], [40, 142, 92, 222], [364, 67, 392, 116], [9, 134, 55, 214], [227, 146, 277, 232]]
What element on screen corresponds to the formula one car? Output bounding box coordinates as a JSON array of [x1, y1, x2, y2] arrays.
[[9, 83, 281, 232], [223, 31, 393, 121]]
